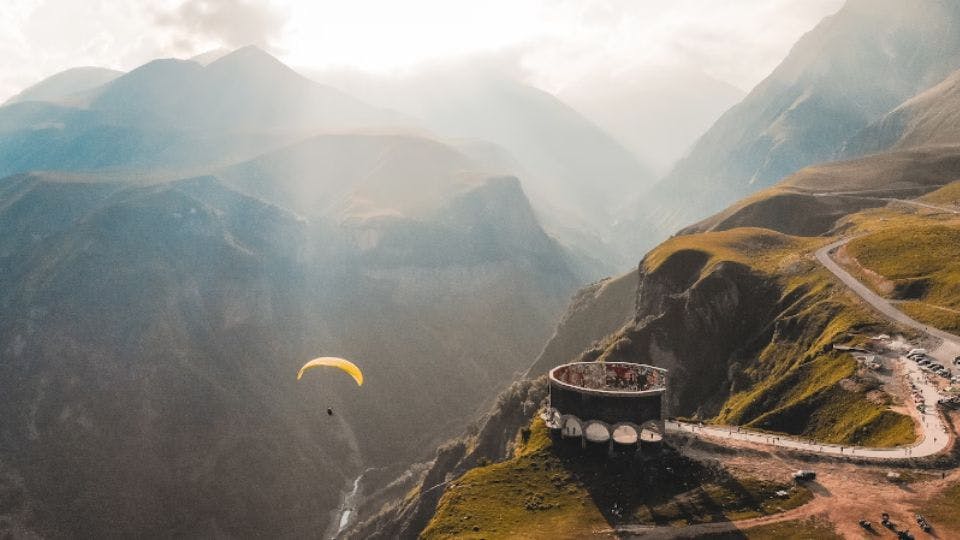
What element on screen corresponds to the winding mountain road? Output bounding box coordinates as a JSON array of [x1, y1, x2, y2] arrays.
[[791, 187, 960, 216], [662, 235, 958, 460], [816, 237, 960, 374], [816, 238, 960, 346]]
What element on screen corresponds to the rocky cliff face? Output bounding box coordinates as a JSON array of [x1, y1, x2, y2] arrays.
[[591, 253, 782, 417]]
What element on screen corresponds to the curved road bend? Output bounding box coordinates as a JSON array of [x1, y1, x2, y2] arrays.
[[666, 352, 948, 459], [661, 237, 958, 459], [815, 238, 960, 356]]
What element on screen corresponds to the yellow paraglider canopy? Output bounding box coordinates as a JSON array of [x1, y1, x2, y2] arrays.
[[297, 357, 363, 386]]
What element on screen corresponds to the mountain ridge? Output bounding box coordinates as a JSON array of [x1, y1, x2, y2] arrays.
[[646, 0, 960, 237]]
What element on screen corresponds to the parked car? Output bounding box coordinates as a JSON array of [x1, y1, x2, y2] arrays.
[[918, 359, 932, 367], [792, 470, 816, 481], [909, 348, 927, 357]]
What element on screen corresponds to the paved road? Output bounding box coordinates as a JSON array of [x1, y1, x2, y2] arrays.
[[666, 355, 949, 459], [665, 357, 949, 458], [789, 188, 960, 216], [816, 238, 960, 356], [660, 236, 958, 459]]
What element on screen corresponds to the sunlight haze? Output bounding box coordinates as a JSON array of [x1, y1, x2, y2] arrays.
[[1, 0, 844, 102]]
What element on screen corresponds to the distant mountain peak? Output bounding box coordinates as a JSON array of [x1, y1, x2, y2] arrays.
[[188, 47, 232, 66], [205, 45, 301, 81], [3, 66, 123, 106]]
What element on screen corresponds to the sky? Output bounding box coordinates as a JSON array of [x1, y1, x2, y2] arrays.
[[0, 0, 845, 102]]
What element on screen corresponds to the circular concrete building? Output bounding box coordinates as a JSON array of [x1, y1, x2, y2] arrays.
[[543, 362, 667, 450]]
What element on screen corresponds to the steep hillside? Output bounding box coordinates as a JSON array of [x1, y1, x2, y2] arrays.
[[844, 68, 960, 155], [581, 229, 911, 446], [525, 271, 638, 377], [0, 165, 579, 536], [648, 0, 960, 234], [683, 146, 960, 237], [831, 182, 960, 333]]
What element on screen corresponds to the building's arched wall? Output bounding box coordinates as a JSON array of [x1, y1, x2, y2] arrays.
[[560, 415, 582, 437], [611, 423, 639, 445], [550, 383, 663, 426], [584, 421, 611, 443]]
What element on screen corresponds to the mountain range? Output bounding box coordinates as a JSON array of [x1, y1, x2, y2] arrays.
[[0, 48, 590, 537], [6, 0, 960, 536], [347, 0, 960, 536], [646, 0, 960, 236]]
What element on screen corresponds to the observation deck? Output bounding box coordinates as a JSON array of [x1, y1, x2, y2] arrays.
[[543, 362, 667, 447]]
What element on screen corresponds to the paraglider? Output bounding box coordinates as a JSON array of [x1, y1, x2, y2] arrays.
[[296, 357, 364, 386]]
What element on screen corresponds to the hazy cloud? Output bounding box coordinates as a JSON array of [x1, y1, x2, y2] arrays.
[[0, 0, 844, 103], [154, 0, 288, 52], [524, 0, 845, 92]]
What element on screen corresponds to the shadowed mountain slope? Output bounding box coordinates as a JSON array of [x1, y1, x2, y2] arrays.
[[844, 68, 960, 156], [0, 128, 580, 537]]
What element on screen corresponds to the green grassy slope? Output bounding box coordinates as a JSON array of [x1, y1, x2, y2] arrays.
[[421, 419, 812, 539], [840, 182, 960, 333], [590, 227, 917, 446]]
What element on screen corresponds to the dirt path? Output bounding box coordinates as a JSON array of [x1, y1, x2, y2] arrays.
[[614, 452, 960, 539]]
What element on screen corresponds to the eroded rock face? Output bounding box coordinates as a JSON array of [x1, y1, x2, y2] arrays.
[[537, 248, 783, 417], [620, 258, 782, 417]]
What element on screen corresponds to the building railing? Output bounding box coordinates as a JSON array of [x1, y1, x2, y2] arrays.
[[549, 361, 666, 396]]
